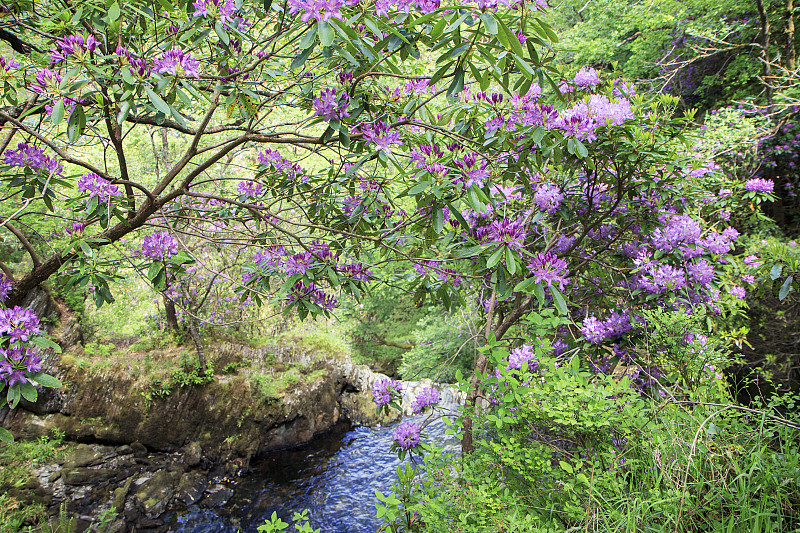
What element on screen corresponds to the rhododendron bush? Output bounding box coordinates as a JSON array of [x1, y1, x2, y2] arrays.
[[0, 0, 779, 445]]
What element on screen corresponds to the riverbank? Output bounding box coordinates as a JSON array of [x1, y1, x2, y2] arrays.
[[0, 339, 461, 532]]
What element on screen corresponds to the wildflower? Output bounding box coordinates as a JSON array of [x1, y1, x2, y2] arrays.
[[141, 230, 178, 260], [313, 88, 350, 122], [50, 34, 101, 63], [527, 252, 570, 290], [745, 178, 774, 192], [373, 378, 402, 407], [573, 66, 600, 88], [392, 421, 421, 450], [534, 183, 564, 212], [153, 48, 200, 78], [729, 286, 746, 299], [411, 387, 440, 414], [78, 173, 122, 202]]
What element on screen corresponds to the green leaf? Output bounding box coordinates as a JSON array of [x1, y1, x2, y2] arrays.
[[779, 275, 793, 300], [147, 261, 163, 282], [480, 12, 498, 35], [51, 98, 65, 125], [0, 427, 12, 442], [215, 20, 230, 45], [770, 264, 783, 280], [144, 86, 171, 115], [505, 247, 516, 275], [29, 336, 62, 354], [32, 373, 62, 388], [486, 246, 504, 268], [7, 384, 20, 409], [117, 99, 132, 124], [263, 0, 273, 11], [448, 67, 465, 99], [67, 105, 86, 142], [20, 382, 37, 403], [408, 181, 431, 195], [109, 2, 121, 21], [551, 287, 568, 315], [318, 20, 334, 46], [433, 207, 444, 234], [559, 460, 573, 474]]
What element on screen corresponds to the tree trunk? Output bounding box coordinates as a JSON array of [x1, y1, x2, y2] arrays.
[[164, 297, 179, 331], [786, 0, 796, 71], [187, 316, 206, 373], [756, 0, 775, 112]]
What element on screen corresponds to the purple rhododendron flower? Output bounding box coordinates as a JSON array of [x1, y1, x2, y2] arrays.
[[153, 48, 200, 78], [527, 252, 570, 290], [534, 183, 564, 212], [373, 378, 402, 407], [412, 387, 440, 414], [78, 173, 122, 202], [506, 344, 539, 372], [141, 230, 178, 260], [361, 121, 402, 154], [392, 421, 421, 450], [729, 285, 746, 299], [50, 33, 101, 63], [0, 306, 41, 342], [745, 178, 774, 192], [3, 143, 64, 176], [313, 88, 350, 122], [574, 66, 600, 88]]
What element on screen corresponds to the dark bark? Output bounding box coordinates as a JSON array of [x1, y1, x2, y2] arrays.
[[786, 0, 796, 71], [164, 298, 179, 331], [756, 0, 775, 112]]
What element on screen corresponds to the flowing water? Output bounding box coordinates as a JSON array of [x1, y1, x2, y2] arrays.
[[169, 416, 455, 533]]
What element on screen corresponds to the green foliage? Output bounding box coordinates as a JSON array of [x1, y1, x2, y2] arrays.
[[142, 353, 214, 406], [0, 432, 69, 532], [403, 352, 800, 532], [255, 510, 320, 533], [342, 282, 431, 371], [398, 313, 476, 383]]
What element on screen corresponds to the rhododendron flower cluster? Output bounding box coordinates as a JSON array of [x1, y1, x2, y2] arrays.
[[78, 173, 122, 202], [373, 378, 402, 408], [313, 88, 350, 122], [3, 143, 63, 176], [141, 230, 178, 260], [153, 48, 200, 78], [50, 34, 101, 63], [392, 421, 421, 450], [411, 387, 440, 414]]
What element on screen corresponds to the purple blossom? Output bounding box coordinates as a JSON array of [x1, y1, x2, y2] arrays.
[[283, 252, 313, 275], [0, 275, 11, 301], [527, 252, 570, 290], [153, 48, 200, 78], [313, 88, 350, 122], [412, 387, 440, 414], [372, 378, 402, 407], [743, 255, 760, 268], [392, 421, 421, 450], [506, 344, 539, 372], [534, 183, 564, 212], [141, 230, 178, 260], [50, 33, 101, 63], [0, 55, 20, 73], [742, 274, 755, 285], [258, 149, 308, 182], [574, 67, 600, 88], [0, 307, 41, 342], [745, 178, 774, 192], [237, 180, 263, 199], [340, 262, 374, 282], [361, 121, 402, 154], [192, 0, 236, 23], [0, 344, 42, 386], [476, 219, 525, 251], [286, 281, 337, 310], [78, 173, 122, 202], [3, 143, 63, 176], [31, 69, 62, 93], [729, 285, 746, 299], [287, 0, 348, 22]]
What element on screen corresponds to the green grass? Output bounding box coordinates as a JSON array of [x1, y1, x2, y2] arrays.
[[0, 433, 71, 533]]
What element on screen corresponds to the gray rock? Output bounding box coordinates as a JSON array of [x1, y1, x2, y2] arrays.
[[182, 441, 203, 468], [62, 467, 120, 486], [175, 471, 208, 506], [133, 470, 178, 518]]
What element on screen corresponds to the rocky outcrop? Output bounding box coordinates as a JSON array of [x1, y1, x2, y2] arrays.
[[2, 339, 467, 532]]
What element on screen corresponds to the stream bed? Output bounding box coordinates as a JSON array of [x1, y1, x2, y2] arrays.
[[168, 416, 454, 533]]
